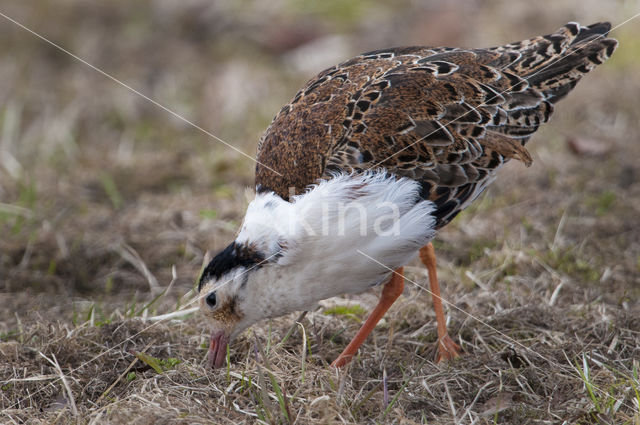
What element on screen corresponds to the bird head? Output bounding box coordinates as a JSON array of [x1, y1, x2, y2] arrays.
[[197, 187, 306, 368], [198, 172, 436, 368], [197, 241, 267, 368]]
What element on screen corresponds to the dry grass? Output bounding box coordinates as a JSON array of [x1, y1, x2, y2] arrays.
[[1, 1, 640, 423]]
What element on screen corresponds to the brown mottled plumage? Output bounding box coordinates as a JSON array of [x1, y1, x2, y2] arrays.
[[255, 22, 617, 228]]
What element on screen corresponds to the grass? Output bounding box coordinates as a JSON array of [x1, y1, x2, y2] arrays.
[[133, 352, 182, 374], [323, 305, 368, 322], [99, 172, 124, 210], [1, 0, 640, 423]]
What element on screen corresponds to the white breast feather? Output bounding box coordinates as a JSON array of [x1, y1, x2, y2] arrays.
[[235, 172, 437, 312]]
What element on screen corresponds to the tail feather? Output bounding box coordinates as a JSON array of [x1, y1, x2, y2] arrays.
[[512, 22, 618, 103], [485, 22, 617, 105], [570, 21, 612, 45]]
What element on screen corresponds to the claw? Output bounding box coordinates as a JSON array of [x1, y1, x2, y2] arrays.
[[436, 333, 461, 362]]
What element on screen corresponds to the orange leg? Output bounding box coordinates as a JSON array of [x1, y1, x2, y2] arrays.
[[331, 267, 405, 368], [419, 242, 461, 362]]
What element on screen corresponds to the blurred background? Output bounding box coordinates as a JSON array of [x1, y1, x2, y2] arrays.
[[2, 1, 640, 423], [0, 0, 639, 329]]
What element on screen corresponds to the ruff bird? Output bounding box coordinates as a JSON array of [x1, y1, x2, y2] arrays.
[[198, 22, 617, 369]]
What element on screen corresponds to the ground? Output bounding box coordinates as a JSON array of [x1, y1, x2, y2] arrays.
[[1, 1, 639, 424]]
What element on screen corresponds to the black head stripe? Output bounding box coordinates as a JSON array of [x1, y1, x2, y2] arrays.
[[198, 242, 265, 291]]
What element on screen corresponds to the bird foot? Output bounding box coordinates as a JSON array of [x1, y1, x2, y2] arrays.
[[331, 352, 353, 369], [436, 334, 461, 362]]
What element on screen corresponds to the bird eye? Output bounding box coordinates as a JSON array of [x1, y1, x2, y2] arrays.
[[206, 291, 217, 308]]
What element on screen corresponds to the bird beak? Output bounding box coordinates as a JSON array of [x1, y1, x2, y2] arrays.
[[208, 330, 230, 369]]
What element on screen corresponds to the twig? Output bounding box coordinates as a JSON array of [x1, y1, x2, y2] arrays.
[[0, 202, 33, 217], [4, 374, 59, 383], [39, 352, 79, 417], [548, 281, 565, 306], [144, 306, 199, 322], [444, 381, 457, 424], [166, 265, 178, 296], [552, 203, 571, 249], [115, 243, 160, 293], [382, 368, 389, 408], [298, 321, 307, 383], [277, 311, 308, 347]]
